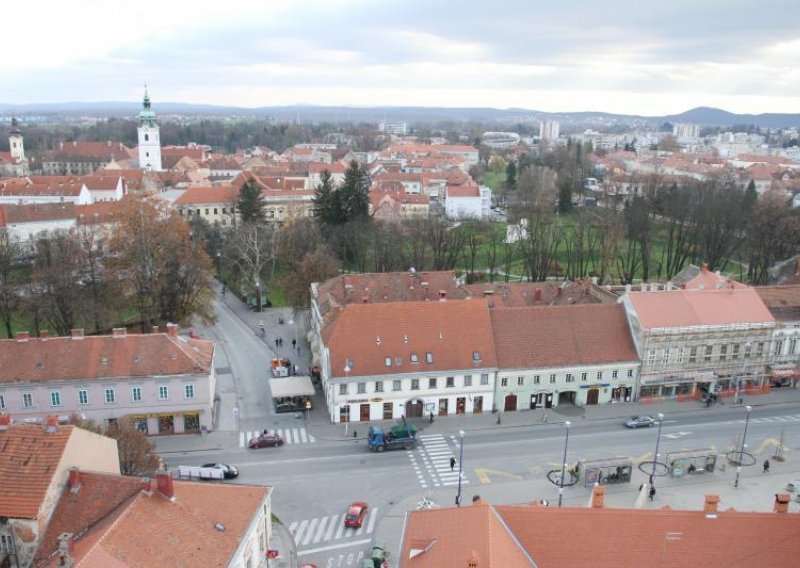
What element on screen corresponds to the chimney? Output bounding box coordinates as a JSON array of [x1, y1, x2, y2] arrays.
[[106, 140, 111, 147], [156, 471, 175, 499], [166, 323, 178, 338], [556, 287, 562, 297], [141, 476, 153, 493], [625, 283, 632, 293], [534, 289, 542, 301], [152, 325, 159, 334], [68, 468, 82, 492], [666, 282, 673, 291], [57, 532, 75, 568], [362, 295, 369, 303], [472, 495, 482, 506], [701, 263, 709, 273], [590, 276, 598, 285], [774, 493, 790, 514], [0, 413, 10, 431], [640, 283, 647, 292], [16, 331, 30, 341], [39, 330, 49, 339], [45, 414, 59, 433], [703, 494, 720, 514], [112, 327, 126, 338], [681, 282, 687, 290], [591, 485, 606, 508], [715, 270, 721, 277], [71, 328, 84, 340], [439, 290, 447, 301], [483, 290, 494, 297]]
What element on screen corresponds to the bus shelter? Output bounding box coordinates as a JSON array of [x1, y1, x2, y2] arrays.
[[666, 449, 717, 478], [580, 458, 634, 487]]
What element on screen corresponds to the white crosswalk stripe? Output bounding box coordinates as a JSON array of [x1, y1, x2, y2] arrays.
[[239, 428, 316, 447], [406, 434, 470, 488], [289, 508, 378, 552]]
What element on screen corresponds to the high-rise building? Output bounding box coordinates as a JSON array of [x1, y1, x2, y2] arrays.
[[137, 87, 162, 171], [539, 120, 560, 142]]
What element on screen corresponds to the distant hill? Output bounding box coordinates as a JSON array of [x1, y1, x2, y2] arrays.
[[1, 101, 799, 129]]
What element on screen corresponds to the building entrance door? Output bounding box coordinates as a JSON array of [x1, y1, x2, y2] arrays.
[[504, 394, 517, 411], [586, 388, 600, 405], [456, 397, 466, 414], [545, 393, 553, 408], [360, 403, 370, 422], [406, 400, 424, 418], [473, 396, 483, 413]]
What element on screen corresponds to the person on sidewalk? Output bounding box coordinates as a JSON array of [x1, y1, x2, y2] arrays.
[[763, 459, 770, 474], [429, 412, 434, 423], [450, 457, 456, 471], [649, 485, 656, 501]]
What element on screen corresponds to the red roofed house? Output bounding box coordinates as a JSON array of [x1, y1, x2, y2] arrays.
[[622, 288, 775, 400], [0, 202, 77, 254], [32, 469, 272, 568], [399, 496, 800, 568], [755, 285, 800, 387], [41, 141, 135, 176], [0, 422, 120, 567], [445, 183, 491, 220], [0, 324, 216, 436], [321, 299, 498, 422], [173, 184, 239, 227], [491, 304, 640, 410]]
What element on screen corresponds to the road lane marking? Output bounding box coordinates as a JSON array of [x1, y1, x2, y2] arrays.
[[300, 429, 308, 443], [312, 516, 328, 544], [475, 467, 523, 484], [323, 514, 339, 542], [293, 519, 308, 544], [366, 507, 378, 534], [334, 518, 345, 540], [301, 518, 318, 546], [297, 538, 372, 556]]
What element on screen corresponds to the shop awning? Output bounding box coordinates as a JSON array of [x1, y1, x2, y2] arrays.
[[771, 367, 799, 378], [269, 376, 315, 399]]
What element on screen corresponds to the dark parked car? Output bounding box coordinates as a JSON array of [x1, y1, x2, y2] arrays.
[[625, 415, 656, 429], [248, 433, 285, 449], [200, 463, 239, 479], [344, 501, 369, 528]]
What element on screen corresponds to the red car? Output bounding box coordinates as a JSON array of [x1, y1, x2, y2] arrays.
[[248, 433, 285, 449], [344, 501, 369, 528]]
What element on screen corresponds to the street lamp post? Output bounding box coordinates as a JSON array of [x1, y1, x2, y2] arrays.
[[255, 279, 262, 312], [456, 430, 465, 507], [735, 340, 752, 405], [649, 413, 665, 489], [558, 421, 571, 507], [734, 405, 753, 488]]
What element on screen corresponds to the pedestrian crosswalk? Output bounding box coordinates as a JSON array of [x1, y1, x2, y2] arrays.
[[239, 427, 316, 447], [408, 434, 469, 489], [289, 508, 379, 552]]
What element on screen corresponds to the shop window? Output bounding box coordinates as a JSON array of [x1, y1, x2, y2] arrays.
[[159, 415, 175, 434], [134, 417, 148, 434], [184, 414, 200, 433]]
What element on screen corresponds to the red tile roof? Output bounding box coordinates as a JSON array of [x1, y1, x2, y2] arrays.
[[323, 299, 496, 379], [48, 142, 133, 162], [491, 304, 638, 368], [73, 481, 269, 568], [0, 331, 214, 384], [627, 288, 775, 329], [462, 281, 603, 308], [173, 184, 238, 206], [0, 202, 76, 224], [446, 184, 480, 197], [75, 202, 124, 225], [754, 285, 800, 321], [0, 424, 74, 519]]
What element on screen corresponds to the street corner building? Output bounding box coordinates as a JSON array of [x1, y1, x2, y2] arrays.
[[0, 324, 216, 436]]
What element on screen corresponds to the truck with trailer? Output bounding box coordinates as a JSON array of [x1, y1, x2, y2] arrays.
[[367, 422, 418, 452]]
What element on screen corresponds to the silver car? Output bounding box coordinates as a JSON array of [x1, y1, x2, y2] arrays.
[[625, 415, 656, 428]]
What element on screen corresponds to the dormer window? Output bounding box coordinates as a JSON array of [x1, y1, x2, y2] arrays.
[[395, 357, 403, 366], [410, 353, 419, 364], [385, 357, 392, 367], [472, 351, 481, 362], [426, 352, 434, 364]]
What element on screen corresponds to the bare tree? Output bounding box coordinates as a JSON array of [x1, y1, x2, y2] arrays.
[[225, 222, 276, 304], [69, 415, 160, 476], [33, 232, 85, 336], [747, 192, 800, 284], [0, 234, 22, 338]]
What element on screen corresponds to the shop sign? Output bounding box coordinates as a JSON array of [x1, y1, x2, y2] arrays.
[[370, 397, 383, 402], [346, 398, 368, 404]]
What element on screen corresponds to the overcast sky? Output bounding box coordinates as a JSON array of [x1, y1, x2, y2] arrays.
[[3, 0, 799, 115]]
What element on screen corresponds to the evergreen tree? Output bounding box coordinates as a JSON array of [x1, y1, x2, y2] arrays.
[[506, 160, 517, 188], [312, 170, 342, 226], [237, 179, 266, 224], [558, 181, 574, 214], [338, 160, 370, 221], [743, 179, 758, 212]]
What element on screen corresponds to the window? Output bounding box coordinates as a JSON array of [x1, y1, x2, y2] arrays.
[[395, 357, 403, 366], [131, 386, 142, 402], [745, 343, 752, 358], [596, 371, 603, 381], [357, 383, 366, 394], [464, 374, 473, 387], [392, 380, 402, 391], [472, 351, 481, 362], [339, 383, 348, 395], [0, 393, 5, 409], [627, 369, 634, 378], [757, 342, 764, 356], [689, 346, 697, 363], [480, 374, 489, 385], [719, 345, 728, 361], [184, 384, 195, 399], [565, 374, 574, 383], [77, 389, 88, 405], [410, 353, 419, 364], [704, 345, 713, 362], [1, 534, 15, 554], [534, 375, 540, 384], [612, 370, 619, 379], [775, 340, 784, 356], [581, 372, 587, 382], [549, 374, 556, 384], [104, 388, 116, 404], [517, 376, 525, 386], [732, 344, 740, 360], [662, 348, 670, 365], [411, 379, 420, 390], [791, 339, 798, 355], [443, 376, 453, 388], [646, 350, 655, 365], [50, 391, 61, 407], [501, 377, 508, 387], [213, 208, 218, 215], [158, 385, 169, 400], [144, 133, 149, 142], [385, 357, 392, 367], [428, 378, 437, 389], [676, 347, 684, 364], [204, 208, 209, 215], [426, 352, 434, 364], [375, 381, 384, 393]]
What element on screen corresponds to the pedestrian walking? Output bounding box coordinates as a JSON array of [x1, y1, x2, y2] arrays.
[[649, 486, 656, 501], [763, 459, 770, 474], [274, 338, 279, 347], [292, 339, 297, 349], [429, 412, 434, 423], [450, 457, 456, 471]]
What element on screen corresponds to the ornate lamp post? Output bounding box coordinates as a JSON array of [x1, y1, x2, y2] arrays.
[[734, 405, 753, 488], [649, 413, 665, 489], [558, 421, 571, 507], [455, 430, 465, 507]]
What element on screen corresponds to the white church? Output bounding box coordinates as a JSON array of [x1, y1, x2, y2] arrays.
[[137, 87, 162, 171]]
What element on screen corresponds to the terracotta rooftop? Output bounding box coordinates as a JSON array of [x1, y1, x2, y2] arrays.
[[75, 202, 124, 225], [446, 184, 480, 198], [323, 298, 496, 379], [462, 280, 605, 308], [75, 481, 268, 567], [491, 303, 638, 368], [173, 184, 238, 206], [0, 330, 214, 385], [754, 285, 800, 322], [0, 202, 76, 225], [0, 424, 75, 519], [627, 288, 775, 330], [47, 141, 133, 162], [670, 264, 748, 291]]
